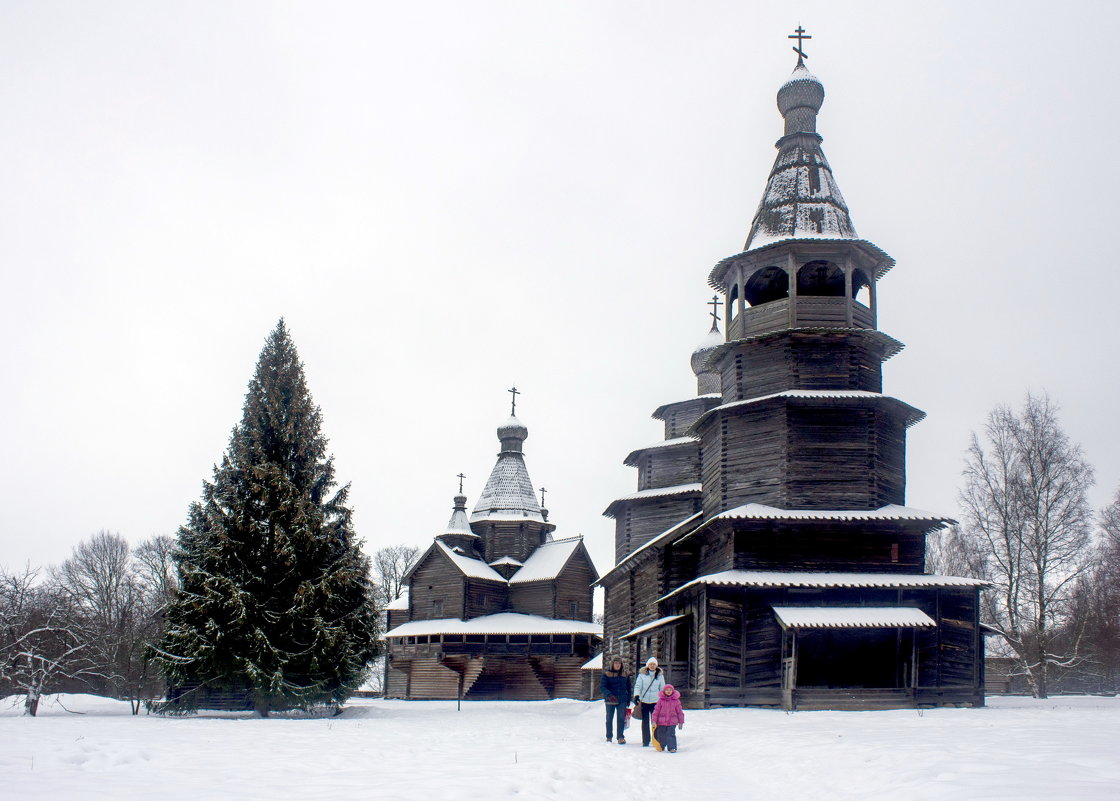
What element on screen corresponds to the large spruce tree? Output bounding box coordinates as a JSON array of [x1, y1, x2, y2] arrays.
[[152, 320, 380, 714]]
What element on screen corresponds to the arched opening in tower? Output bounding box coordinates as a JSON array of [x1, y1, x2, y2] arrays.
[[743, 265, 790, 306], [796, 260, 844, 297]]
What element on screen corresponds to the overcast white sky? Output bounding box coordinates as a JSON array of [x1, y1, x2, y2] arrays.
[[2, 1, 1118, 577]]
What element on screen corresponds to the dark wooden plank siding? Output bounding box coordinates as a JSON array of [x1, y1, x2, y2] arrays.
[[732, 526, 926, 573], [700, 405, 786, 517], [636, 443, 701, 491], [552, 552, 595, 620], [464, 578, 508, 619], [615, 496, 701, 563], [509, 581, 554, 618], [409, 554, 466, 620]]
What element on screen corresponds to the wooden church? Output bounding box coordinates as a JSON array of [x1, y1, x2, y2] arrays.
[[385, 403, 601, 700], [599, 34, 986, 710]]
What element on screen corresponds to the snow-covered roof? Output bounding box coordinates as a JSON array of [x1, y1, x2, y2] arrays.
[[772, 606, 937, 629], [509, 536, 584, 584], [385, 613, 603, 638], [660, 569, 988, 601], [621, 614, 688, 639], [693, 391, 925, 429], [717, 503, 956, 527], [624, 436, 698, 465], [385, 591, 409, 611], [488, 556, 524, 567], [581, 654, 603, 670], [596, 512, 703, 585], [434, 540, 506, 583], [652, 394, 721, 421], [605, 482, 702, 509]]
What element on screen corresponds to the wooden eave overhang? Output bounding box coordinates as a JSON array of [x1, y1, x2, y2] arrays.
[[658, 569, 989, 603], [603, 483, 702, 519], [651, 394, 721, 421], [623, 436, 698, 467], [708, 237, 896, 290], [693, 327, 905, 375], [689, 390, 926, 434], [595, 511, 704, 587]]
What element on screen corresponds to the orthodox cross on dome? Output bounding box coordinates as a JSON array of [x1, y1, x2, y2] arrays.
[[789, 25, 812, 65], [708, 295, 722, 331], [457, 473, 466, 494], [508, 385, 520, 415], [539, 487, 547, 507]]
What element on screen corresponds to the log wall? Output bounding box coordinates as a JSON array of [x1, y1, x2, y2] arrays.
[[614, 496, 701, 562], [409, 553, 466, 620], [635, 442, 701, 491], [731, 526, 926, 572]]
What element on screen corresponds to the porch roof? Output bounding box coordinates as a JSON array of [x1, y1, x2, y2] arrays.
[[385, 612, 603, 638], [659, 569, 988, 600], [620, 614, 689, 640], [773, 606, 936, 629]]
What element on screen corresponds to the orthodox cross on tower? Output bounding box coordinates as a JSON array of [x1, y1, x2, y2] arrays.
[[457, 473, 466, 494], [708, 295, 722, 331], [539, 486, 547, 507], [789, 25, 812, 64], [508, 386, 520, 415]]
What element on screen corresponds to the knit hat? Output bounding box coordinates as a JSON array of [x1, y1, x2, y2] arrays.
[[646, 657, 658, 668]]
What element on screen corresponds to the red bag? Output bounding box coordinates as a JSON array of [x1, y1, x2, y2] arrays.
[[624, 707, 633, 730]]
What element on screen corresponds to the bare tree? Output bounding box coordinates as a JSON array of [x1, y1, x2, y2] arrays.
[[957, 392, 1094, 697], [133, 534, 178, 606], [52, 532, 170, 713], [1077, 487, 1120, 691], [0, 565, 103, 715], [372, 544, 420, 607]]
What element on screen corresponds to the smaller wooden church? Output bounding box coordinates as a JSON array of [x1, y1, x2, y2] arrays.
[[385, 408, 601, 700]]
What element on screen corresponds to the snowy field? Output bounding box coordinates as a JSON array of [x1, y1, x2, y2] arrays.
[[2, 694, 1117, 801]]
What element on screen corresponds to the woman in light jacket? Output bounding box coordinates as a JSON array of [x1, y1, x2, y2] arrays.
[[632, 657, 666, 747]]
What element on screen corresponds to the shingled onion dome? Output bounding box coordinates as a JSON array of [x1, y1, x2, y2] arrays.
[[742, 60, 857, 251], [471, 414, 545, 524], [691, 320, 724, 395]]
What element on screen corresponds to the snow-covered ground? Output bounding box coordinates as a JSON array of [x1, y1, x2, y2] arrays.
[[2, 694, 1117, 800]]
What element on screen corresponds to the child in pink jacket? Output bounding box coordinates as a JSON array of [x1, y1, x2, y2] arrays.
[[651, 683, 685, 752]]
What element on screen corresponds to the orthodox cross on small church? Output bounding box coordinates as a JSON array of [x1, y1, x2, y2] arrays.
[[539, 487, 547, 507], [457, 473, 466, 494], [709, 295, 722, 330], [789, 25, 812, 63], [508, 385, 520, 415]]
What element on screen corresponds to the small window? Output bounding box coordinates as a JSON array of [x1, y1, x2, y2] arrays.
[[569, 601, 579, 618], [432, 600, 444, 616]]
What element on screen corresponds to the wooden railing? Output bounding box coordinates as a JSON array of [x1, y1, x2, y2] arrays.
[[727, 296, 874, 339]]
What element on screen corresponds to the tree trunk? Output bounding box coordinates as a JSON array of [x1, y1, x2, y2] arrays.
[[26, 694, 39, 717]]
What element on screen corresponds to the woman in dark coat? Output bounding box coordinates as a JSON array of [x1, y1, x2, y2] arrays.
[[600, 656, 632, 744]]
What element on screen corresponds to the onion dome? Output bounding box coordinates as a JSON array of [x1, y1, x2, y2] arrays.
[[497, 415, 529, 451], [691, 321, 724, 395], [777, 63, 825, 132]]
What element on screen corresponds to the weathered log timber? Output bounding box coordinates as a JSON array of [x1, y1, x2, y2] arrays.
[[385, 410, 601, 700], [599, 39, 986, 711]]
